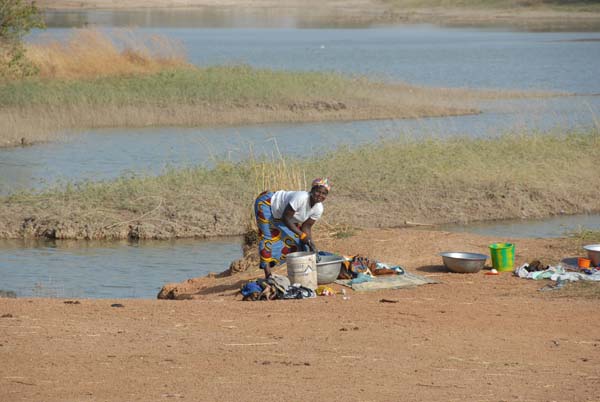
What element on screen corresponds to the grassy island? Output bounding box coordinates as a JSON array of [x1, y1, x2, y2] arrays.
[[1, 129, 598, 240]]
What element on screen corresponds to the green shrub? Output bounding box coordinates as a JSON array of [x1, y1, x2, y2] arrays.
[[0, 0, 45, 80]]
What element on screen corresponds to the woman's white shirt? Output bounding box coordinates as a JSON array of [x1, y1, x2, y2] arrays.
[[271, 190, 323, 224]]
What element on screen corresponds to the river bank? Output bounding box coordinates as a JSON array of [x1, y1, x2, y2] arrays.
[[1, 227, 599, 401], [1, 131, 598, 240], [0, 60, 561, 148], [36, 0, 600, 31]]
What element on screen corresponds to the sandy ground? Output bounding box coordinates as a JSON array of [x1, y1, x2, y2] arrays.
[[1, 228, 599, 401]]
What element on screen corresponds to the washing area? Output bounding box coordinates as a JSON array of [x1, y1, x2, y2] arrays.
[[240, 249, 436, 301], [440, 229, 600, 290], [2, 215, 600, 300], [234, 213, 600, 301]]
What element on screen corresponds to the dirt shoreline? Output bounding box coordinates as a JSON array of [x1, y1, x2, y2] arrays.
[[2, 227, 599, 401], [37, 0, 600, 30], [37, 0, 379, 8]]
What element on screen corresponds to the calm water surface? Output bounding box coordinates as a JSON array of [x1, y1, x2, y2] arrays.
[[438, 214, 600, 239], [0, 238, 242, 299]]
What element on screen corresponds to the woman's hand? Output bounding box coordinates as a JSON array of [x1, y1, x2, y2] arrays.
[[299, 231, 310, 244], [282, 204, 317, 248]]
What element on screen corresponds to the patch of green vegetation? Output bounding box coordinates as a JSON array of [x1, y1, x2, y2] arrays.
[[334, 229, 356, 239], [0, 65, 355, 108], [549, 281, 600, 299], [567, 229, 600, 243], [330, 224, 357, 239], [0, 0, 45, 80], [308, 129, 600, 205]]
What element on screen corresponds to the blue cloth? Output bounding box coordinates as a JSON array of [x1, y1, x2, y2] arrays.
[[241, 282, 262, 297], [349, 273, 373, 285]]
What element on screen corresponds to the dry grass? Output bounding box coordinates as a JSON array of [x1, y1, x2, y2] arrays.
[[248, 143, 309, 198], [0, 73, 482, 148], [26, 28, 190, 80], [310, 129, 600, 227]]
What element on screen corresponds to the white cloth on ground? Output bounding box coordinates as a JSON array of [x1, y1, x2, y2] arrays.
[[514, 264, 600, 282]]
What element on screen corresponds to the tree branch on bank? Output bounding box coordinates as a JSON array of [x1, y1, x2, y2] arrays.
[[0, 0, 45, 80]]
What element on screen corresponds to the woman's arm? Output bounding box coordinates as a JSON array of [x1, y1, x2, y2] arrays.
[[282, 205, 316, 244], [300, 219, 316, 239], [301, 219, 318, 252], [282, 204, 304, 238]]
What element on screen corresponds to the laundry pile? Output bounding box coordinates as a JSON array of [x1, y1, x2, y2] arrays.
[[514, 261, 600, 282], [241, 274, 316, 301], [339, 255, 405, 281], [240, 252, 435, 300]]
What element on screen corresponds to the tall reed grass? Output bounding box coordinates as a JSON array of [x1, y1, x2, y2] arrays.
[[25, 28, 190, 80]]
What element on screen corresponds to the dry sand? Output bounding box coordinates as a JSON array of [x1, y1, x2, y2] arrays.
[[2, 228, 599, 401]]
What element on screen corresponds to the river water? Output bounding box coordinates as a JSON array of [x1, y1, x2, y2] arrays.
[[0, 237, 242, 299], [1, 9, 599, 298]]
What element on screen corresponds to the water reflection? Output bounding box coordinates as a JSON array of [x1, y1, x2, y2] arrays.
[[42, 8, 600, 32], [438, 214, 600, 239], [42, 8, 377, 29], [0, 237, 242, 299]]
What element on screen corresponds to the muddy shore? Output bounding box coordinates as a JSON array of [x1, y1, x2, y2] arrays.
[[1, 228, 599, 401]]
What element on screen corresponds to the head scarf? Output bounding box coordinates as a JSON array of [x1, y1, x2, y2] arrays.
[[311, 177, 331, 191]]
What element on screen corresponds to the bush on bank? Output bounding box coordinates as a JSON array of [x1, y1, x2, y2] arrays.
[[0, 0, 45, 80]]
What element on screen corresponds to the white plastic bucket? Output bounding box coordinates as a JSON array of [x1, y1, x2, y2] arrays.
[[286, 251, 318, 290]]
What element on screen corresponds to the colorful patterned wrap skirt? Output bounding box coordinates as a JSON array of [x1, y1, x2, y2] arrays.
[[254, 191, 302, 270]]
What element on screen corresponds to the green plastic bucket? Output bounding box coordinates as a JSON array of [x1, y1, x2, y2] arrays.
[[489, 243, 515, 272]]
